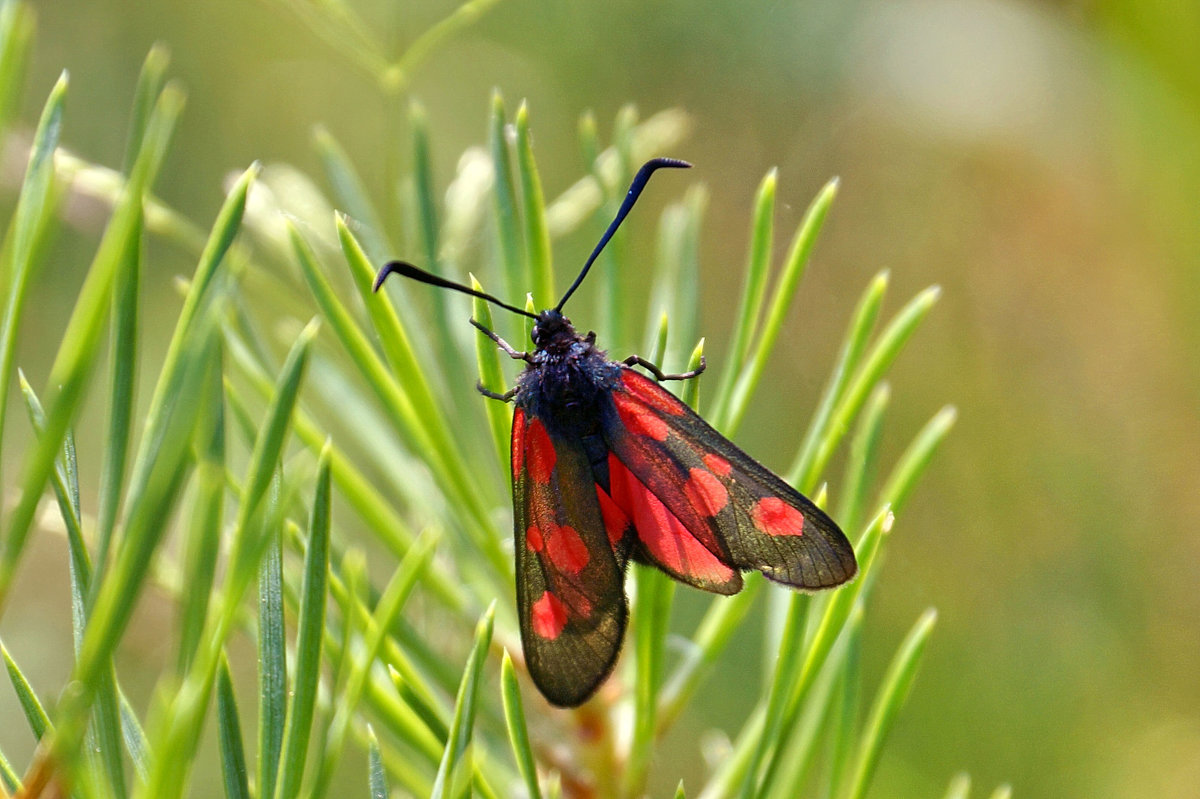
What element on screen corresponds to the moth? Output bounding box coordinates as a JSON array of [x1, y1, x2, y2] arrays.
[[374, 158, 856, 706]]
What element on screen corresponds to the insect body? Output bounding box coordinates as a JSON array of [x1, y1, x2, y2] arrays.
[[374, 159, 857, 706]]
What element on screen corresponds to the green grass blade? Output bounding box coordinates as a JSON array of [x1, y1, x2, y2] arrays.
[[217, 655, 252, 799], [312, 529, 441, 799], [275, 447, 333, 799], [257, 526, 287, 799], [711, 169, 776, 420], [679, 338, 705, 409], [1, 79, 181, 616], [837, 383, 890, 535], [793, 284, 941, 492], [118, 696, 149, 781], [367, 725, 388, 799], [300, 222, 506, 576], [473, 276, 512, 466], [624, 566, 673, 798], [1, 638, 49, 738], [98, 44, 171, 574], [313, 125, 393, 262], [721, 177, 839, 435], [95, 160, 258, 589], [943, 772, 971, 799], [387, 0, 506, 94], [843, 608, 938, 799], [121, 44, 170, 172], [177, 349, 226, 675], [221, 327, 464, 612], [876, 405, 958, 516], [515, 102, 553, 308], [0, 0, 34, 139], [987, 784, 1013, 799], [658, 578, 762, 733], [0, 743, 20, 792], [787, 270, 888, 492], [489, 90, 525, 305], [500, 650, 542, 799], [432, 602, 497, 799], [0, 72, 66, 491]]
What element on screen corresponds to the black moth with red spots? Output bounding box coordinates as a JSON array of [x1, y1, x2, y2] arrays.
[[374, 158, 857, 707]]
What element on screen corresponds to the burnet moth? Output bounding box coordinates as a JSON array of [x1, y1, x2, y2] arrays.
[[374, 158, 857, 707]]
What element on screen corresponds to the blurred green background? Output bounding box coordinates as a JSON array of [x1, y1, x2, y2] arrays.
[[4, 0, 1198, 796]]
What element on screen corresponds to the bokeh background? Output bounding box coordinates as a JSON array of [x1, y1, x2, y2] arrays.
[[4, 0, 1198, 796]]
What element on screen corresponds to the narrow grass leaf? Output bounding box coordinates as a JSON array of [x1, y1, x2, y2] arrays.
[[0, 0, 34, 138], [473, 276, 512, 466], [312, 529, 441, 799], [0, 72, 67, 490], [837, 383, 890, 535], [844, 608, 938, 799], [257, 524, 287, 799], [624, 565, 673, 798], [19, 373, 129, 798], [367, 725, 388, 799], [217, 656, 252, 799], [299, 223, 505, 577], [97, 161, 258, 586], [876, 405, 957, 516], [313, 126, 393, 261], [795, 285, 941, 492], [0, 743, 20, 793], [711, 169, 776, 419], [489, 90, 525, 304], [387, 0, 506, 94], [943, 772, 971, 799], [788, 270, 889, 491], [1, 639, 49, 738], [515, 103, 554, 308], [679, 338, 704, 409], [500, 651, 541, 799], [987, 784, 1013, 799], [177, 349, 226, 675], [275, 446, 333, 799], [432, 602, 496, 799], [722, 177, 839, 435]]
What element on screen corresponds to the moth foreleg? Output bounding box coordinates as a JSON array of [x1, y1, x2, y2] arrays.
[[476, 382, 516, 403], [470, 318, 533, 363], [622, 354, 707, 382]]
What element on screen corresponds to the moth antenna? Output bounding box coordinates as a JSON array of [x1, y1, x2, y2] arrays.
[[554, 157, 691, 313], [374, 260, 538, 319]]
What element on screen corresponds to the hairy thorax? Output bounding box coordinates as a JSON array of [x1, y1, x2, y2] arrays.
[[516, 339, 620, 437]]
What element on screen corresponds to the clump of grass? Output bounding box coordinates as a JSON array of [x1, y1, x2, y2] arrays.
[[0, 1, 1008, 797]]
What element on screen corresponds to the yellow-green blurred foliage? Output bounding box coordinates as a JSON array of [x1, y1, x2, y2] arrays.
[[5, 1, 1198, 797]]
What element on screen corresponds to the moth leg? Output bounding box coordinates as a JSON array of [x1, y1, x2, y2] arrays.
[[471, 318, 533, 363], [477, 382, 516, 403], [622, 354, 707, 382]]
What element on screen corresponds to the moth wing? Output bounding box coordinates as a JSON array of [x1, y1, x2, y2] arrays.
[[600, 368, 857, 591], [511, 408, 628, 707]]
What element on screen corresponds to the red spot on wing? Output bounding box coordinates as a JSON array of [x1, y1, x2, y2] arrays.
[[531, 591, 569, 639], [613, 391, 669, 442], [684, 468, 729, 517], [511, 408, 527, 480], [608, 455, 734, 583], [544, 522, 590, 575], [752, 497, 805, 537], [526, 418, 556, 484], [596, 486, 631, 547], [525, 524, 544, 552], [703, 453, 732, 476], [621, 371, 687, 416]]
